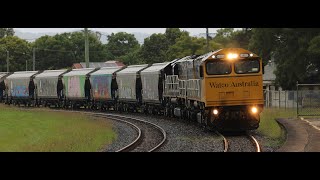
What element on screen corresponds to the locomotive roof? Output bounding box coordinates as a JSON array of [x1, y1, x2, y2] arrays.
[[6, 71, 39, 79], [172, 56, 193, 65], [117, 64, 149, 75], [63, 68, 97, 77], [200, 48, 259, 62], [35, 69, 69, 78], [90, 66, 124, 76], [0, 72, 8, 79], [141, 62, 171, 75]]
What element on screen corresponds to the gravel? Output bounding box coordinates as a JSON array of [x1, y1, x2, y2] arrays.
[[128, 121, 164, 152], [225, 135, 257, 152], [248, 133, 271, 152], [249, 120, 287, 152], [105, 111, 225, 152], [101, 118, 138, 152]]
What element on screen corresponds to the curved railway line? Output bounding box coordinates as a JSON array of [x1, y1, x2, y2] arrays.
[[216, 131, 261, 152], [247, 134, 261, 152], [49, 109, 167, 152]]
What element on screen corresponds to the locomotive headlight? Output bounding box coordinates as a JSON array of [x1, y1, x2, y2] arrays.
[[251, 107, 258, 114], [213, 109, 219, 115], [227, 53, 238, 60]]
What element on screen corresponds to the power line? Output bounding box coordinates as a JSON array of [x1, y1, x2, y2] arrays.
[[21, 38, 38, 41], [36, 48, 126, 53], [36, 48, 75, 53]]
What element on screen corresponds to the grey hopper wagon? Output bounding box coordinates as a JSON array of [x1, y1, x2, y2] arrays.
[[34, 69, 70, 107], [6, 71, 40, 106], [141, 61, 177, 104], [89, 66, 125, 110], [62, 68, 99, 109], [62, 68, 98, 100], [116, 64, 150, 103], [0, 72, 12, 102], [90, 66, 125, 101]]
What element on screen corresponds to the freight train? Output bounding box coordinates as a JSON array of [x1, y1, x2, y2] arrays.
[[0, 48, 264, 131]]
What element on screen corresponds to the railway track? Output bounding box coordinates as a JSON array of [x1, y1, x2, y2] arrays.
[[49, 109, 167, 152], [247, 134, 261, 152], [216, 131, 261, 152], [90, 113, 167, 152]]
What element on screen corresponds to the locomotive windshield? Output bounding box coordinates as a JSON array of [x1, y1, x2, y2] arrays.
[[206, 61, 231, 75], [235, 59, 260, 74]]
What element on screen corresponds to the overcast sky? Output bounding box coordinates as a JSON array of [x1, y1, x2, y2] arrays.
[[14, 28, 219, 35]]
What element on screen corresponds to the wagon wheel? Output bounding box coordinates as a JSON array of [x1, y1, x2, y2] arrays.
[[164, 106, 169, 117], [143, 106, 147, 114], [63, 102, 67, 109], [186, 109, 190, 121], [124, 104, 128, 112], [113, 104, 119, 111]]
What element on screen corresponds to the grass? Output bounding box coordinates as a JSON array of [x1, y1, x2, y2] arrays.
[[0, 104, 116, 152], [297, 108, 320, 117], [257, 108, 296, 147]]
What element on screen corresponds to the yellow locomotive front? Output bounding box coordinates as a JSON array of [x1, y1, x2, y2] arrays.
[[201, 48, 264, 131]]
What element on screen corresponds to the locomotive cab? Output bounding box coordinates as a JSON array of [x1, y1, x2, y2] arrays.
[[201, 48, 264, 131]]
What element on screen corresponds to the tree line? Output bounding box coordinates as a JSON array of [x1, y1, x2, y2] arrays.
[[0, 28, 320, 90]]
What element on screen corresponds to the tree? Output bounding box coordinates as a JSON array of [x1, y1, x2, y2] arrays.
[[248, 28, 280, 64], [0, 28, 14, 38], [167, 33, 223, 60], [274, 29, 320, 89], [167, 33, 203, 60], [0, 36, 31, 72], [33, 31, 108, 70], [106, 32, 140, 59], [69, 31, 108, 63], [250, 28, 320, 89], [212, 28, 235, 47], [305, 33, 320, 83], [32, 35, 75, 70], [120, 48, 143, 65], [231, 28, 253, 49], [139, 33, 169, 64], [165, 28, 187, 46], [307, 35, 320, 70]]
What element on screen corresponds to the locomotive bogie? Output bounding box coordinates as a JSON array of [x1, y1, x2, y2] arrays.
[[205, 105, 261, 131]]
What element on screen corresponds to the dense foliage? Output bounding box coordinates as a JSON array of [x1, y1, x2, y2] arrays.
[[1, 28, 319, 89]]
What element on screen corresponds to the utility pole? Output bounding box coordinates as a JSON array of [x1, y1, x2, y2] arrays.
[[84, 28, 89, 68], [26, 60, 28, 71], [33, 48, 35, 71], [6, 51, 9, 72], [206, 28, 209, 52]]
